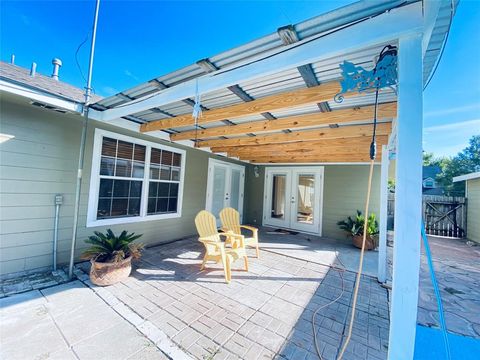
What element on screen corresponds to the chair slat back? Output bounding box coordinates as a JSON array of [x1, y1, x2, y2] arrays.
[[195, 210, 220, 243], [220, 207, 242, 235]]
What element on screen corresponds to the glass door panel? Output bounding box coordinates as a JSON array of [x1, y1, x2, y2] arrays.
[[211, 166, 227, 217], [296, 175, 315, 224], [271, 175, 287, 220], [264, 170, 291, 228], [230, 169, 241, 211]]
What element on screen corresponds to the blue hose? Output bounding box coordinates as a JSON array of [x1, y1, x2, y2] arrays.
[[421, 222, 452, 360]]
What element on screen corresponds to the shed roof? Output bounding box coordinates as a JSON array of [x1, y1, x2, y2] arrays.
[[90, 0, 454, 130], [453, 172, 480, 182]]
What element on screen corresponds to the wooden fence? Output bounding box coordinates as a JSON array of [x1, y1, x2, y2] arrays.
[[386, 194, 467, 238]]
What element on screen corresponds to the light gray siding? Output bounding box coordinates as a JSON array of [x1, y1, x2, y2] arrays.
[[243, 164, 381, 240], [466, 178, 480, 243], [1, 93, 382, 277], [0, 94, 246, 277]]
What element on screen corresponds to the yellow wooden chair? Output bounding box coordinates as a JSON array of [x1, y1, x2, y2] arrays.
[[194, 210, 248, 283], [220, 207, 260, 258]]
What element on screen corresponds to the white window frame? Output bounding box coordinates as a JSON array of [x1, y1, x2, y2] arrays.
[[87, 129, 186, 227]]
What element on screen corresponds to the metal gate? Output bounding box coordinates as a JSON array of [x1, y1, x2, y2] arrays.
[[423, 195, 467, 238]]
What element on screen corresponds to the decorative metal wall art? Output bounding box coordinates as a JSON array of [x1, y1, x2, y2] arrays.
[[334, 47, 398, 103]]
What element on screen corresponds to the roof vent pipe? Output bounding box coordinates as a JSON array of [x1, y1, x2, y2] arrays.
[[51, 58, 62, 80], [30, 62, 37, 77], [10, 54, 15, 64]]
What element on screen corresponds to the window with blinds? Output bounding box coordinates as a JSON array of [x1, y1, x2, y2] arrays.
[[88, 130, 185, 226], [97, 137, 146, 219], [147, 149, 182, 215]]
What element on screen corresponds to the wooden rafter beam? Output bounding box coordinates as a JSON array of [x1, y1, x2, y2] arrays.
[[170, 103, 396, 141], [140, 82, 341, 132], [222, 143, 385, 158], [210, 136, 388, 155], [197, 122, 392, 148], [246, 153, 382, 163]]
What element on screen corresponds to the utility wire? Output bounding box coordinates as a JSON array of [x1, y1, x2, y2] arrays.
[[75, 33, 96, 95], [75, 35, 89, 84]]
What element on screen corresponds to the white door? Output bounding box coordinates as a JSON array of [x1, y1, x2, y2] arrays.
[[264, 167, 324, 234], [206, 159, 245, 224]]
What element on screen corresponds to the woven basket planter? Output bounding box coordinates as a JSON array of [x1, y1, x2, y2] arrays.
[[352, 234, 376, 251], [89, 256, 132, 286]]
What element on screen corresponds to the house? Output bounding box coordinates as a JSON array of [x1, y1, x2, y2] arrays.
[[453, 172, 480, 243], [422, 165, 444, 195], [0, 1, 455, 358]]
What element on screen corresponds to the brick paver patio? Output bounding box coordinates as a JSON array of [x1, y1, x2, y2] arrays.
[[78, 234, 390, 360]]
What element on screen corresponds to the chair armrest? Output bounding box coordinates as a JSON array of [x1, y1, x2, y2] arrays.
[[226, 233, 245, 248], [240, 225, 258, 234], [199, 237, 224, 247]]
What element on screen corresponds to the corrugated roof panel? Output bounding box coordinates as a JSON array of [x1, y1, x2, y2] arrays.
[[98, 95, 127, 108], [202, 95, 244, 109], [328, 91, 397, 110], [125, 84, 161, 99], [155, 64, 205, 87], [200, 87, 234, 101], [132, 111, 170, 121], [158, 101, 191, 112], [245, 78, 306, 99], [423, 0, 456, 83], [295, 0, 411, 39], [239, 68, 302, 90], [209, 33, 283, 69]]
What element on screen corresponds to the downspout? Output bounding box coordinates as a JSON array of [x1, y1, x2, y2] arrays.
[[68, 0, 101, 279]]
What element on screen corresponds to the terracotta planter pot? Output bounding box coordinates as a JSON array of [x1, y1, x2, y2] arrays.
[[352, 234, 376, 250], [89, 256, 132, 286]]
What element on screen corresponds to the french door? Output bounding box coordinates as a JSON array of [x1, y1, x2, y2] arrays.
[[263, 167, 324, 234], [206, 159, 245, 225]]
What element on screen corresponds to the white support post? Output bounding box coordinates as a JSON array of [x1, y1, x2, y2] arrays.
[[377, 144, 389, 283], [388, 34, 423, 360]]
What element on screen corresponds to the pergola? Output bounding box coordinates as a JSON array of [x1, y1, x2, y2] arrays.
[[84, 1, 455, 358]]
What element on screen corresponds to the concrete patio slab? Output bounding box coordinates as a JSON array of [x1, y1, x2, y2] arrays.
[[0, 281, 170, 360]]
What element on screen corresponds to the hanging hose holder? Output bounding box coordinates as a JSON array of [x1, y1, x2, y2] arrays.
[[334, 45, 398, 103]]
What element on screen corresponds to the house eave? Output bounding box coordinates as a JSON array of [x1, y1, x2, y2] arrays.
[[0, 79, 84, 114]]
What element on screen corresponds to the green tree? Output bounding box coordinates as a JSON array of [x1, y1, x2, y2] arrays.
[[423, 151, 448, 167], [436, 135, 480, 196], [423, 152, 435, 166]]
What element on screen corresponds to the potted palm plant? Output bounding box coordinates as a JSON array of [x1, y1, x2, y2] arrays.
[[337, 210, 379, 250], [81, 229, 144, 286]]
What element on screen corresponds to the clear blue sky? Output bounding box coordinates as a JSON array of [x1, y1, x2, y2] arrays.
[[1, 0, 479, 158]]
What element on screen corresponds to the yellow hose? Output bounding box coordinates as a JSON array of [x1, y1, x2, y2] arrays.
[[337, 158, 376, 359]]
